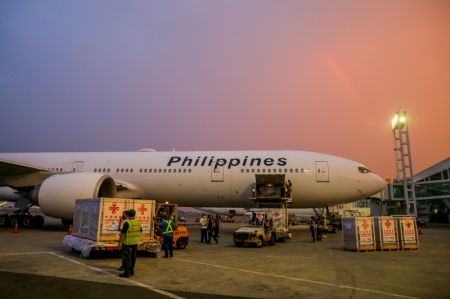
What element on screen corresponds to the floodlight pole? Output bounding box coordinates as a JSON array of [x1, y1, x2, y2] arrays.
[[392, 110, 417, 216]]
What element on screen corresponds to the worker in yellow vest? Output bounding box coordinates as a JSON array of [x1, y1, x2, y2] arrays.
[[118, 209, 141, 277], [159, 213, 176, 258]]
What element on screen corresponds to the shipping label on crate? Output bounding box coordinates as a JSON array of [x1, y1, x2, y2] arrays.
[[101, 201, 127, 235], [133, 201, 153, 239], [401, 218, 417, 244], [381, 219, 397, 243], [357, 218, 374, 246]]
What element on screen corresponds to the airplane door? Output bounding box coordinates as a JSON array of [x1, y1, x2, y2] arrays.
[[211, 165, 224, 182], [315, 161, 329, 182], [72, 161, 84, 172]]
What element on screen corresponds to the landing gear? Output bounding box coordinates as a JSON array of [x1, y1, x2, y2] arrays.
[[0, 204, 46, 228]]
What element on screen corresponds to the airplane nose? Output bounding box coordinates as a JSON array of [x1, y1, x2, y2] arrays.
[[371, 174, 386, 194]]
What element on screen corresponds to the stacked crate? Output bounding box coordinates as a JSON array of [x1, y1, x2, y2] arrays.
[[342, 217, 376, 251]]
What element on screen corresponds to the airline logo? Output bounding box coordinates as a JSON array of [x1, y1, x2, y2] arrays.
[[167, 156, 287, 169]]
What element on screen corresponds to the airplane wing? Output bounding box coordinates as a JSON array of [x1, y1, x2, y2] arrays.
[[0, 159, 51, 188], [0, 159, 50, 176]]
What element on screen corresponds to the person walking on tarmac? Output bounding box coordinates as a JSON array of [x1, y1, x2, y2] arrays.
[[308, 216, 317, 243], [207, 215, 218, 244], [118, 209, 141, 278], [213, 214, 220, 238], [316, 216, 323, 241], [159, 213, 176, 258], [200, 214, 208, 243]]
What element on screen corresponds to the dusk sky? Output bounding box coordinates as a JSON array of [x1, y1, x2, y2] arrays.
[[1, 1, 449, 178]]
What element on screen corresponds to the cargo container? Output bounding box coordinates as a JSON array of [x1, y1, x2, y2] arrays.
[[64, 198, 160, 258], [394, 216, 419, 250], [342, 217, 376, 251], [373, 216, 399, 250]]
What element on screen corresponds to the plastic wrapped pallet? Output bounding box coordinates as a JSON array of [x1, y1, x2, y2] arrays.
[[72, 198, 155, 242], [394, 216, 419, 250], [342, 217, 376, 251], [374, 216, 399, 250]]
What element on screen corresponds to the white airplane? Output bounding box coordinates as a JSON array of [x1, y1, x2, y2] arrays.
[[0, 150, 385, 222]]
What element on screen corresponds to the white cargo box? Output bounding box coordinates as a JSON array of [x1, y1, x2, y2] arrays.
[[374, 217, 399, 250], [394, 216, 419, 250], [249, 208, 288, 228], [72, 198, 155, 242], [342, 217, 376, 251]]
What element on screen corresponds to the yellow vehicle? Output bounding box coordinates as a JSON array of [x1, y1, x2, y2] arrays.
[[155, 203, 189, 249]]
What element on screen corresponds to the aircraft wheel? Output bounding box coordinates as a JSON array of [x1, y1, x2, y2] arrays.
[[9, 215, 20, 227], [21, 216, 33, 228], [256, 237, 263, 248], [269, 233, 276, 246], [176, 237, 187, 249], [0, 215, 9, 227]]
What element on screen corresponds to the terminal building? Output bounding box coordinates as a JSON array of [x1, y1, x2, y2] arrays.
[[329, 157, 449, 223], [385, 157, 450, 223]]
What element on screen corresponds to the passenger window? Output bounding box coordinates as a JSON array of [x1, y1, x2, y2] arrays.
[[188, 169, 192, 173], [183, 169, 186, 173]]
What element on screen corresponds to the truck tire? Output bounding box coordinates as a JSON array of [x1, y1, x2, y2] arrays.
[[256, 237, 264, 248], [176, 237, 187, 249], [269, 233, 276, 246], [0, 215, 9, 227], [327, 224, 336, 233]]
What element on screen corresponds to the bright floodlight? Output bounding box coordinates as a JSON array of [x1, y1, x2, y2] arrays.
[[391, 111, 407, 129]]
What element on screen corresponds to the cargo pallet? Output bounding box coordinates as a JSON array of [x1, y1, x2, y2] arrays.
[[64, 235, 161, 258]]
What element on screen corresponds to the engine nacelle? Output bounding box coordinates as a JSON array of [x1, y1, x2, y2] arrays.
[[36, 173, 116, 220]]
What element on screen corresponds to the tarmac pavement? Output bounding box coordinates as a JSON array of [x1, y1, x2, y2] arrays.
[[0, 221, 449, 299]]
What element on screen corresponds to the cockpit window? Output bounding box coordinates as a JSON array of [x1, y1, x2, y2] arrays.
[[358, 166, 371, 174]]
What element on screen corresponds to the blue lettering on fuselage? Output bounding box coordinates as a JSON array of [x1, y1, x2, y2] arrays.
[[167, 156, 287, 169]]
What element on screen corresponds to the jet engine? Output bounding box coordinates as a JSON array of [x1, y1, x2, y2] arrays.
[[33, 173, 116, 220]]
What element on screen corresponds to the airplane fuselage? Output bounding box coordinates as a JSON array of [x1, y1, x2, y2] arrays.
[[0, 150, 385, 212]]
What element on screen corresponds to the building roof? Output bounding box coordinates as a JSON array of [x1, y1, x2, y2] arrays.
[[414, 157, 450, 182]]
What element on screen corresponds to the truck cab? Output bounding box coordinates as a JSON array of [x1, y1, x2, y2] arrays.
[[234, 211, 277, 248]]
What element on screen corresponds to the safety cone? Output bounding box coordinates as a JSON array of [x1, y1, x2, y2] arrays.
[[12, 223, 19, 234], [68, 224, 73, 235]]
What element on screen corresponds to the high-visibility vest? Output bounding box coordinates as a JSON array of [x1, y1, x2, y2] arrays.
[[122, 218, 141, 245], [162, 220, 173, 235]]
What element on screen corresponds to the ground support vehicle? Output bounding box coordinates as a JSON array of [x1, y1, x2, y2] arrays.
[[154, 203, 189, 249], [235, 173, 293, 248], [234, 211, 277, 248]]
